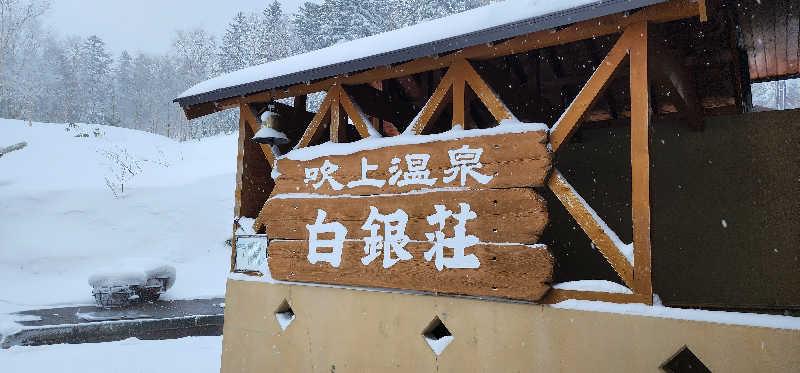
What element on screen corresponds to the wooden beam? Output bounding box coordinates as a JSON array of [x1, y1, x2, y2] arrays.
[[628, 21, 652, 299], [240, 103, 275, 167], [698, 0, 708, 22], [549, 29, 631, 153], [410, 72, 454, 134], [338, 85, 378, 139], [234, 114, 247, 218], [297, 92, 333, 148], [540, 289, 650, 304], [452, 74, 466, 127], [184, 0, 701, 119], [329, 90, 345, 143], [459, 59, 514, 122], [343, 84, 417, 127], [547, 169, 635, 288]]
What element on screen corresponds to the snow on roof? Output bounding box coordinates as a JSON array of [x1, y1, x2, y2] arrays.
[[175, 0, 665, 108]]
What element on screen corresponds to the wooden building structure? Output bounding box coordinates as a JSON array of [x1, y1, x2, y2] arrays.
[[176, 0, 799, 371]]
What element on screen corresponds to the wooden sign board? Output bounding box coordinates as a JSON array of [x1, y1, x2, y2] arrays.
[[271, 130, 551, 196], [256, 127, 554, 301]]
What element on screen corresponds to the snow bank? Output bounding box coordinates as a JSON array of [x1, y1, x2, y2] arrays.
[[552, 280, 632, 294], [0, 119, 235, 316], [0, 336, 222, 373], [553, 300, 800, 330], [178, 0, 600, 99]]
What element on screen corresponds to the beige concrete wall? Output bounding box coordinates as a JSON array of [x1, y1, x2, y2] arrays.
[[221, 279, 800, 372]]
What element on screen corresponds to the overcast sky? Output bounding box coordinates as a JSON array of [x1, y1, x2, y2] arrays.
[[44, 0, 305, 56]]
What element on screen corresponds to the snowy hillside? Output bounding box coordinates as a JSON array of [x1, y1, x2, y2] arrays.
[[0, 119, 237, 316]]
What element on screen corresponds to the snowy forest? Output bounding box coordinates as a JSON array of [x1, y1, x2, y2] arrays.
[[0, 0, 797, 141], [0, 0, 492, 140]]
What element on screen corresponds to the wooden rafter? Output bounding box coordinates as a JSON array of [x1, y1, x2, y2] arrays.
[[549, 29, 631, 153], [297, 93, 333, 148], [297, 84, 380, 147], [185, 0, 701, 119], [410, 71, 454, 134], [546, 21, 652, 304], [548, 170, 634, 287], [411, 58, 512, 135]]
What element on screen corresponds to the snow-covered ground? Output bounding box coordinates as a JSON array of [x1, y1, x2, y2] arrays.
[[1, 336, 222, 372], [0, 119, 236, 317]]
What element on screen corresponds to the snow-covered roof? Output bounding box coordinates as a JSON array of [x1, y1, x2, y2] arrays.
[[175, 0, 665, 109]]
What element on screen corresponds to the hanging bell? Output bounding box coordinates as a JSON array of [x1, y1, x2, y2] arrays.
[[252, 104, 289, 146]]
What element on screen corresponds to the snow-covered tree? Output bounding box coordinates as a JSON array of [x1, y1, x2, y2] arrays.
[[0, 0, 49, 118], [83, 35, 112, 124], [256, 1, 299, 63]]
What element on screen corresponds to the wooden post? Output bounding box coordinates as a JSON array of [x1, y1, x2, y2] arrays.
[[629, 21, 652, 300], [452, 76, 466, 128], [330, 92, 346, 143]]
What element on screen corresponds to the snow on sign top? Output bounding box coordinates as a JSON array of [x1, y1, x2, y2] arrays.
[[175, 0, 665, 107]]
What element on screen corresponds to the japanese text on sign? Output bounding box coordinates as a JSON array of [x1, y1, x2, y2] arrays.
[[302, 145, 493, 190], [306, 203, 481, 271]]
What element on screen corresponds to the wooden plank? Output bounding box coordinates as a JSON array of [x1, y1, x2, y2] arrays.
[[452, 74, 465, 128], [540, 289, 650, 304], [271, 130, 552, 196], [338, 86, 377, 139], [240, 103, 275, 167], [775, 0, 790, 77], [698, 0, 708, 22], [549, 28, 631, 153], [411, 72, 454, 135], [234, 114, 248, 218], [268, 240, 553, 302], [787, 0, 800, 75], [764, 1, 779, 78], [257, 188, 548, 245], [738, 3, 762, 81], [547, 169, 634, 287], [329, 91, 345, 143], [628, 21, 652, 300], [297, 92, 333, 148], [460, 59, 513, 122]]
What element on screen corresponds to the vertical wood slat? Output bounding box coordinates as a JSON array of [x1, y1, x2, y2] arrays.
[[452, 75, 466, 128], [787, 0, 800, 74], [547, 169, 635, 288], [746, 1, 769, 80], [738, 4, 761, 81], [765, 0, 779, 77], [329, 92, 345, 143], [775, 0, 790, 77], [549, 29, 631, 153], [240, 103, 276, 167], [628, 21, 652, 299]]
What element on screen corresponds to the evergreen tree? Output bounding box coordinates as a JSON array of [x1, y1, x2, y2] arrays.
[[83, 35, 112, 124]]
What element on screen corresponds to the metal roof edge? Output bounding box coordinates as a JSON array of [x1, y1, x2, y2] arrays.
[[175, 0, 666, 109]]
